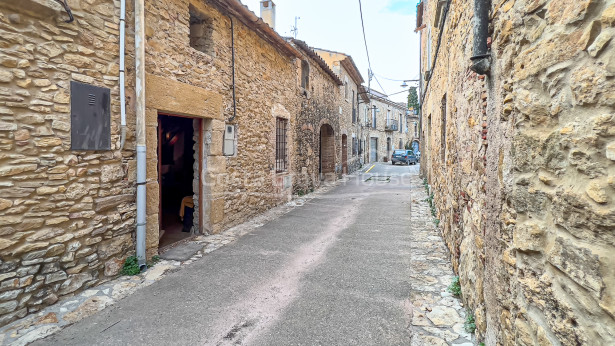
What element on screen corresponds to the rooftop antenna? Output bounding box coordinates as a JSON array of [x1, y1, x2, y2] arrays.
[[291, 16, 300, 38]]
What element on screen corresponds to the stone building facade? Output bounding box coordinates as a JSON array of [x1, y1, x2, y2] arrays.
[[364, 90, 410, 163], [0, 0, 303, 326], [314, 49, 367, 174], [288, 39, 342, 192], [418, 0, 615, 344], [140, 0, 301, 246], [0, 0, 133, 326]]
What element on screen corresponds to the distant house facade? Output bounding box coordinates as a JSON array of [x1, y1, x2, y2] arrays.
[[314, 49, 368, 174], [288, 39, 343, 190], [364, 90, 410, 163]]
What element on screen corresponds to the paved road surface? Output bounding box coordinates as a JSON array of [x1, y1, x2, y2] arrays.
[[35, 163, 418, 346]]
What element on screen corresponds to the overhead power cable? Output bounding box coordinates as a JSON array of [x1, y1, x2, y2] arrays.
[[358, 0, 373, 79], [387, 89, 412, 97], [373, 75, 388, 96], [375, 73, 422, 82]]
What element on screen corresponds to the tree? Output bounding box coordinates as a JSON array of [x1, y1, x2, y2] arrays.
[[407, 87, 419, 114]]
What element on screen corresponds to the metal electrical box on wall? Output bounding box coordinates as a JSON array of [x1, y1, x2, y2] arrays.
[[70, 81, 111, 150], [223, 124, 235, 156]]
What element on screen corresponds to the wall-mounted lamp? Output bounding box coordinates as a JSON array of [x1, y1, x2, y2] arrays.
[[400, 79, 420, 88]]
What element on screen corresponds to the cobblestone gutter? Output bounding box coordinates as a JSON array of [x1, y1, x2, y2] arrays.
[[408, 174, 475, 346]]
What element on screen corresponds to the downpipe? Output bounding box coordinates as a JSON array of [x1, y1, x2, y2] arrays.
[[228, 15, 237, 123], [136, 146, 147, 270], [135, 0, 147, 270], [470, 0, 491, 75], [119, 0, 127, 149]]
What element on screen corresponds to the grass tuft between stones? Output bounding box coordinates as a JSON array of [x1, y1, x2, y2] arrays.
[[465, 310, 477, 334], [120, 255, 161, 276], [120, 256, 141, 276], [448, 276, 462, 297], [422, 178, 439, 226]]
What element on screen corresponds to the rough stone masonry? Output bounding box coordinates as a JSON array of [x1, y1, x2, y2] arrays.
[[0, 0, 304, 327], [418, 0, 615, 344], [0, 0, 133, 327]]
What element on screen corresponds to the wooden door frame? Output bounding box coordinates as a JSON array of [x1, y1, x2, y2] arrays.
[[157, 113, 204, 237]]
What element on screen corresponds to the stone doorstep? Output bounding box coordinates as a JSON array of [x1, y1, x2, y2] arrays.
[[0, 174, 347, 346]]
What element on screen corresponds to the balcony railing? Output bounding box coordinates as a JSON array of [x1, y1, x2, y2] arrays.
[[385, 119, 398, 131]]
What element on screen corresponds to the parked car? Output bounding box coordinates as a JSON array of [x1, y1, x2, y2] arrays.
[[406, 151, 418, 165], [391, 149, 418, 165]]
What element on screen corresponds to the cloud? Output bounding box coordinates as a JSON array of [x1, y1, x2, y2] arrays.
[[385, 0, 416, 15]]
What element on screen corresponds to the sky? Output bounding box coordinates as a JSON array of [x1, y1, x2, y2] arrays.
[[241, 0, 421, 103]]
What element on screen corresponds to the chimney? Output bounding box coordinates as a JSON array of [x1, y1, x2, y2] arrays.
[[260, 0, 276, 30]]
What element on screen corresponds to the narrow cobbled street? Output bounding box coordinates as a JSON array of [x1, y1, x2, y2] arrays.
[[28, 164, 472, 345]]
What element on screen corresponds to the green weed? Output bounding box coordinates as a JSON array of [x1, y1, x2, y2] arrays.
[[448, 276, 461, 297], [465, 311, 476, 333], [120, 256, 141, 276], [147, 255, 160, 268]]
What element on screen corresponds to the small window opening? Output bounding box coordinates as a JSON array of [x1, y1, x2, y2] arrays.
[[352, 90, 357, 123], [189, 6, 214, 56], [301, 60, 309, 89]]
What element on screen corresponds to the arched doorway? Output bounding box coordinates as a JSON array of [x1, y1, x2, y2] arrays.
[[341, 134, 348, 174], [319, 124, 335, 180], [411, 140, 420, 154]]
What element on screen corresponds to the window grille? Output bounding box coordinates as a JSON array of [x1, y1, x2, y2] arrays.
[[276, 117, 288, 172], [352, 138, 358, 156]]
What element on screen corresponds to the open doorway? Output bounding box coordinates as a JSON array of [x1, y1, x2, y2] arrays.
[[370, 137, 378, 163], [158, 114, 200, 248]]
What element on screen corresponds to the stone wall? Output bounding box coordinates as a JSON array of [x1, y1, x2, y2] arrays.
[[336, 63, 362, 174], [291, 43, 341, 193], [314, 50, 366, 174], [0, 0, 134, 326], [139, 0, 300, 242], [419, 0, 615, 344]]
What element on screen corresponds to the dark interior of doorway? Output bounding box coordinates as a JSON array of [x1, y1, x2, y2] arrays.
[[159, 114, 196, 248]]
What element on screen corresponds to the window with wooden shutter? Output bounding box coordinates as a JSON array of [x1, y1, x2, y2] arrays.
[[416, 2, 424, 31]]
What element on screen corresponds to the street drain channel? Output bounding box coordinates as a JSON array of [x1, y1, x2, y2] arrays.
[[365, 176, 391, 182]]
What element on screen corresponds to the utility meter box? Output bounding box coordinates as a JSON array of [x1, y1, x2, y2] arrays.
[[70, 81, 111, 150], [223, 124, 235, 156]]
